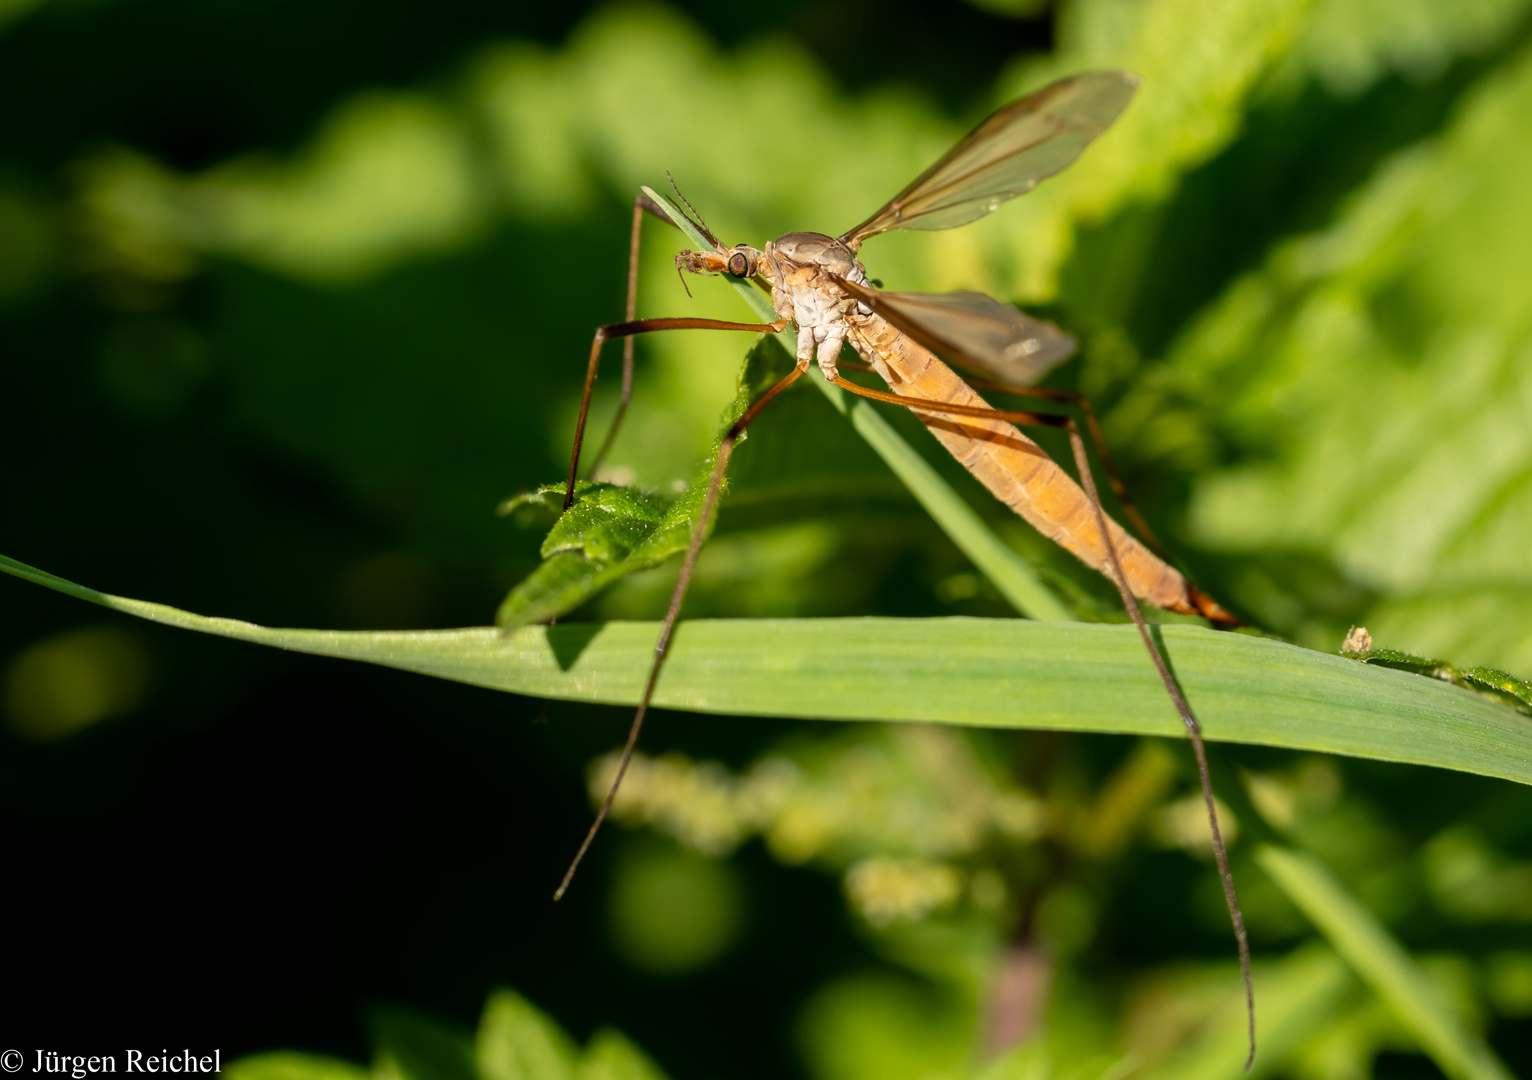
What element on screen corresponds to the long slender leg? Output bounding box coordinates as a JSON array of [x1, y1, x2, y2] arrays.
[[1066, 423, 1256, 1069], [828, 372, 1256, 1068], [584, 196, 648, 479], [563, 314, 787, 510], [553, 358, 810, 901]]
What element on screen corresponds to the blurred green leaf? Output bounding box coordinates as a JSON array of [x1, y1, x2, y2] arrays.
[[607, 839, 745, 973], [1288, 0, 1530, 96], [236, 992, 668, 1080], [0, 0, 46, 31], [1284, 994, 1416, 1080], [1133, 945, 1355, 1080], [8, 554, 1532, 788], [2, 623, 149, 740], [575, 1031, 669, 1080], [74, 94, 483, 285], [0, 180, 61, 304], [1158, 36, 1532, 669], [226, 1053, 370, 1080], [968, 1042, 1052, 1080], [373, 1010, 479, 1080], [1422, 826, 1532, 924], [1485, 951, 1532, 1017], [1256, 845, 1515, 1080], [796, 972, 973, 1080], [994, 0, 1316, 301], [476, 989, 578, 1080]]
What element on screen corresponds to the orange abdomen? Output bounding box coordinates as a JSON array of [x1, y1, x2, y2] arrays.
[[847, 314, 1231, 622]]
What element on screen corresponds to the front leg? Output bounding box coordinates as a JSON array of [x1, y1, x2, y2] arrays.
[[814, 326, 846, 382], [795, 323, 816, 368], [564, 314, 788, 509]]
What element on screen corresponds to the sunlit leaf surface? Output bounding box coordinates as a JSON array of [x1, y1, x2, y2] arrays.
[[6, 554, 1530, 788]]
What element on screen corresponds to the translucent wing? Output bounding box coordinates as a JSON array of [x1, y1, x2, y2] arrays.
[[840, 71, 1136, 250], [839, 279, 1077, 385]]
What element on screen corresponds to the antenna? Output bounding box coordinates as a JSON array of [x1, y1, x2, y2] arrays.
[[667, 170, 721, 250]]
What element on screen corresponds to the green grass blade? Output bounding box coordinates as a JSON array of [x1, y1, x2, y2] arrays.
[[1255, 846, 1516, 1080], [639, 187, 1070, 622], [9, 553, 1532, 788]]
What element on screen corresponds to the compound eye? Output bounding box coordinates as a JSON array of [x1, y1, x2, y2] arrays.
[[727, 252, 750, 277]]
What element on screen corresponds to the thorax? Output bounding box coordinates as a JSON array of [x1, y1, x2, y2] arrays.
[[764, 232, 869, 330]]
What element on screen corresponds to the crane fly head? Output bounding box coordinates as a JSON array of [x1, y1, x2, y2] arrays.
[[663, 174, 766, 287], [675, 244, 766, 282]]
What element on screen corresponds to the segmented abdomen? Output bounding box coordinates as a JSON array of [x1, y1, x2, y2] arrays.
[[846, 313, 1227, 621]]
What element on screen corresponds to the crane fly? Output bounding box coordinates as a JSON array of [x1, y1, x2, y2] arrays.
[[554, 70, 1255, 1066]]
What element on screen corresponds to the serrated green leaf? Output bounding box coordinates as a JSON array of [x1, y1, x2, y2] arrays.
[[1256, 846, 1516, 1080], [495, 334, 784, 629], [537, 483, 670, 560], [1460, 665, 1532, 707], [476, 989, 578, 1080], [495, 481, 673, 629], [1344, 648, 1532, 712], [9, 553, 1532, 789]]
